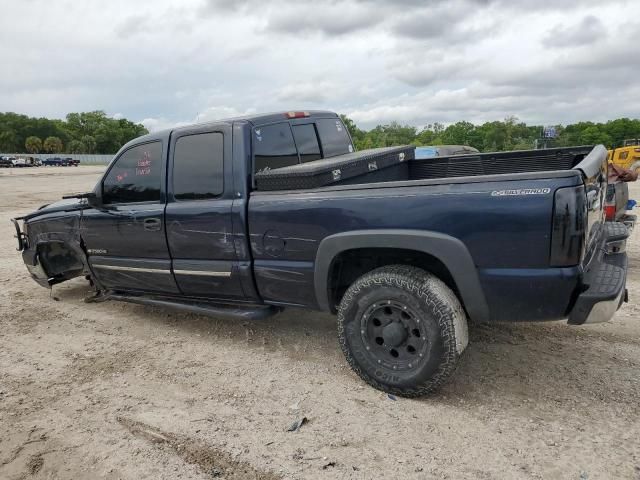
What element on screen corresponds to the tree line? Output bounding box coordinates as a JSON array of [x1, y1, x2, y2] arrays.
[[340, 115, 640, 152], [0, 111, 148, 154], [2, 110, 639, 155]]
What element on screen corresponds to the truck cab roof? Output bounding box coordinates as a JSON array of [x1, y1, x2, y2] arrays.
[[135, 110, 340, 144], [114, 110, 349, 173]]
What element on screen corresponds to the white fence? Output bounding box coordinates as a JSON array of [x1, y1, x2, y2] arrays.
[[0, 153, 113, 165]]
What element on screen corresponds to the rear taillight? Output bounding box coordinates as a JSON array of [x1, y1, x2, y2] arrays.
[[604, 204, 616, 221], [550, 186, 586, 266]]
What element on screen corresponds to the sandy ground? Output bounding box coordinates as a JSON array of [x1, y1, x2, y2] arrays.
[[0, 166, 639, 480]]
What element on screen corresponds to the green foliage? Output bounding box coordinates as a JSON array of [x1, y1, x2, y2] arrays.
[[25, 136, 42, 153], [4, 110, 640, 155], [80, 135, 97, 154], [340, 115, 640, 153], [43, 136, 63, 153], [346, 121, 418, 150], [579, 126, 612, 146], [339, 114, 365, 148], [0, 111, 148, 154], [67, 140, 85, 154], [440, 121, 473, 145], [0, 130, 18, 152]]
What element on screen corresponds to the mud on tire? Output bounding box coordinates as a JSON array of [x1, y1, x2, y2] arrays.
[[337, 265, 468, 397]]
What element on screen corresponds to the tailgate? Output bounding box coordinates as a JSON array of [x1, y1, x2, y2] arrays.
[[615, 181, 629, 220], [574, 145, 608, 263]]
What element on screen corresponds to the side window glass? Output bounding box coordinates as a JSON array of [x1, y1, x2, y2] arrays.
[[292, 124, 321, 163], [173, 132, 224, 200], [253, 122, 298, 172], [103, 142, 162, 204], [316, 118, 353, 158]]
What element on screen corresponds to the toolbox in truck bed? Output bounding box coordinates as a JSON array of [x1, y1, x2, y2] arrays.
[[255, 145, 415, 191]]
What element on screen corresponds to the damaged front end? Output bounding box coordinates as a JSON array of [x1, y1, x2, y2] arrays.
[[13, 207, 88, 288]]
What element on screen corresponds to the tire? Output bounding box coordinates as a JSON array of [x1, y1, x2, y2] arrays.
[[337, 265, 468, 397]]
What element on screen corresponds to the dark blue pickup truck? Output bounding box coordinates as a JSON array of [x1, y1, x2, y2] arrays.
[[12, 111, 629, 396]]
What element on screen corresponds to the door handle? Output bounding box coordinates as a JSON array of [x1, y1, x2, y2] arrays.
[[143, 218, 162, 231]]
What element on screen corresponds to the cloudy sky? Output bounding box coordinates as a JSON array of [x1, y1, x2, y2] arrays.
[[1, 0, 638, 131]]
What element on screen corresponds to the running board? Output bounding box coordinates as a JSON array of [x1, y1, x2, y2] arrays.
[[106, 293, 280, 320]]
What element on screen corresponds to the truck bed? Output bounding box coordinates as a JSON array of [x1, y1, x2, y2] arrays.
[[409, 145, 592, 179], [248, 144, 608, 322], [255, 146, 594, 191]]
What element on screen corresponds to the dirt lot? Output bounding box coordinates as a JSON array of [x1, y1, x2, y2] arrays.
[[1, 166, 639, 479]]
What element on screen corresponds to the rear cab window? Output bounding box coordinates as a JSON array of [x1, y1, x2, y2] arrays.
[[172, 132, 224, 200], [252, 117, 353, 173], [315, 118, 353, 158], [292, 124, 321, 163], [254, 123, 298, 172]]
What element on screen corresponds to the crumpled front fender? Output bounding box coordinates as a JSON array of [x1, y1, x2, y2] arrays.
[[20, 213, 88, 287], [22, 249, 50, 288]]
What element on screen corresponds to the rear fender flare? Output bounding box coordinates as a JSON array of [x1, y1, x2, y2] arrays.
[[314, 229, 490, 322]]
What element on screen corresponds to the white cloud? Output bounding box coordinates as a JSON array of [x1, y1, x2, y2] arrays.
[[194, 106, 256, 123], [142, 106, 257, 132], [0, 0, 636, 131], [139, 117, 184, 133], [542, 15, 607, 48], [265, 2, 384, 36]]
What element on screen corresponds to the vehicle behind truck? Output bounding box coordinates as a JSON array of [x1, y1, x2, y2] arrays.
[[13, 111, 629, 397], [608, 139, 640, 173]]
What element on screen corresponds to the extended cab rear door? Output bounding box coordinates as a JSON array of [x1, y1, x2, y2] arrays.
[[165, 123, 246, 300]]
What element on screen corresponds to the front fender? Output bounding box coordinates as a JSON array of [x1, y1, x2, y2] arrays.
[[22, 249, 50, 288], [21, 213, 88, 287], [314, 229, 490, 322]]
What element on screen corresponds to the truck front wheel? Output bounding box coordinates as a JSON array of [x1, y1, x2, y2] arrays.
[[337, 265, 468, 397]]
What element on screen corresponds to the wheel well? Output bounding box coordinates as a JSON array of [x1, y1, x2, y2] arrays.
[[37, 241, 84, 282], [327, 248, 460, 311]]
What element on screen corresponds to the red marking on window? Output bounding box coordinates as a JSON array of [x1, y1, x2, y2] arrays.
[[136, 151, 153, 175]]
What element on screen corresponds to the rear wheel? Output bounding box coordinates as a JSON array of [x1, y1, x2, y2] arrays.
[[337, 265, 468, 397]]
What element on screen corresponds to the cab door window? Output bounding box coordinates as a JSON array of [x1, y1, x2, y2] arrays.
[[103, 142, 162, 204]]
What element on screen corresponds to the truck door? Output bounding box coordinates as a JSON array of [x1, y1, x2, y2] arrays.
[[165, 124, 246, 300], [82, 139, 179, 294]]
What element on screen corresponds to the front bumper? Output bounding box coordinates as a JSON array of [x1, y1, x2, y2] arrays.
[[23, 251, 50, 288], [568, 222, 629, 325], [11, 217, 27, 251], [12, 217, 50, 288]]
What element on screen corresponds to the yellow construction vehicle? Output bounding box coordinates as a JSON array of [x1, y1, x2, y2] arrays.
[[608, 139, 640, 172]]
